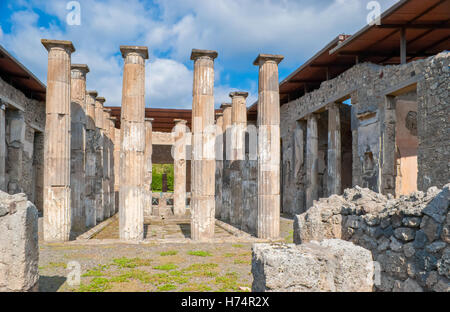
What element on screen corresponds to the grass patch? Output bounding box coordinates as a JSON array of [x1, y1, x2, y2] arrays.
[[160, 250, 178, 256], [157, 284, 177, 291], [233, 259, 251, 265], [224, 253, 235, 258], [231, 244, 244, 248], [153, 263, 178, 271], [215, 272, 240, 291], [78, 277, 111, 292], [187, 250, 212, 257], [285, 230, 294, 243], [183, 263, 218, 271], [47, 262, 67, 269], [112, 257, 152, 268], [181, 283, 212, 292]]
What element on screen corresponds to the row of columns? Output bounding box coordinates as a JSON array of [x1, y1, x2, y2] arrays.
[[41, 39, 118, 242]]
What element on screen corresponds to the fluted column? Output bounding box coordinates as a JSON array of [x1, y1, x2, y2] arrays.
[[173, 119, 187, 216], [144, 118, 153, 216], [229, 91, 248, 228], [85, 90, 97, 227], [220, 103, 232, 222], [41, 39, 75, 242], [306, 114, 319, 209], [119, 46, 148, 241], [103, 108, 111, 219], [114, 127, 120, 214], [108, 116, 116, 216], [254, 53, 283, 239], [0, 102, 6, 192], [190, 49, 217, 241], [94, 96, 105, 222], [327, 103, 341, 196], [70, 64, 89, 233], [214, 113, 223, 219]]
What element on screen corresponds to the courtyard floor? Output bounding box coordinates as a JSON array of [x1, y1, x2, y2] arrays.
[[37, 216, 294, 292]]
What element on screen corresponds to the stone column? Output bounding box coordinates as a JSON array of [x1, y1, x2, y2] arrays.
[[119, 46, 148, 241], [85, 90, 97, 227], [94, 96, 105, 222], [5, 109, 25, 195], [220, 103, 232, 222], [214, 113, 223, 220], [102, 108, 111, 219], [0, 102, 6, 192], [144, 118, 153, 217], [190, 49, 218, 241], [229, 91, 248, 228], [114, 127, 120, 214], [108, 114, 116, 217], [41, 39, 75, 242], [70, 64, 89, 233], [306, 114, 319, 209], [327, 103, 341, 196], [173, 119, 187, 216], [254, 53, 284, 239]]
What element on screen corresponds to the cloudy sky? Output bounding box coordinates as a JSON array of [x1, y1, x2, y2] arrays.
[[0, 0, 398, 108]]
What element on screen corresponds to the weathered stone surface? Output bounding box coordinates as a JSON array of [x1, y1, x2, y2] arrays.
[[293, 184, 449, 292], [0, 191, 39, 291], [252, 239, 374, 292]]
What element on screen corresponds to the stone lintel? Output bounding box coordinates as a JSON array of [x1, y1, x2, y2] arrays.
[[96, 97, 106, 104], [174, 119, 187, 124], [41, 39, 75, 53], [229, 91, 249, 99], [120, 46, 149, 59], [220, 103, 232, 110], [253, 53, 284, 66], [190, 49, 218, 61], [87, 90, 98, 97], [71, 64, 90, 74]]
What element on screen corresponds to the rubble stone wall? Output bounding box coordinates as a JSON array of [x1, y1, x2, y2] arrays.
[[293, 184, 450, 292], [0, 77, 45, 212], [280, 53, 449, 215], [0, 191, 39, 292]]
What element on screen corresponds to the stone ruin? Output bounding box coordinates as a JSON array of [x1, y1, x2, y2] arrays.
[[0, 191, 39, 292], [251, 184, 449, 292]]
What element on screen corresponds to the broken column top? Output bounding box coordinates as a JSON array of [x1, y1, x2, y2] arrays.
[[96, 97, 106, 104], [190, 49, 218, 61], [41, 39, 75, 53], [174, 118, 187, 124], [253, 53, 284, 66], [229, 91, 249, 99], [87, 90, 98, 97], [71, 64, 90, 74], [220, 103, 232, 109], [120, 45, 149, 59]]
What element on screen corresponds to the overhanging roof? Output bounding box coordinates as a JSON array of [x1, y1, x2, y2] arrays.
[[0, 45, 46, 102], [253, 0, 450, 108]]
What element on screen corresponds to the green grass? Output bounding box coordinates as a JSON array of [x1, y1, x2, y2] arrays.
[[112, 257, 152, 268], [285, 230, 294, 243], [232, 244, 244, 248], [152, 164, 174, 192], [153, 263, 178, 271], [160, 250, 178, 256], [187, 250, 212, 257], [78, 277, 111, 292], [183, 263, 218, 271], [157, 284, 177, 291]]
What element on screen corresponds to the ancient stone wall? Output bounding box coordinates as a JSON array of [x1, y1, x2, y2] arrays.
[[0, 76, 45, 212], [293, 184, 449, 292], [0, 191, 39, 291], [280, 52, 449, 215]]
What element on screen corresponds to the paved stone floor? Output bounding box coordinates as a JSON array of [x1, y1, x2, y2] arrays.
[[37, 216, 294, 292]]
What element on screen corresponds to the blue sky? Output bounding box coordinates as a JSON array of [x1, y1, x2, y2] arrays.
[[0, 0, 398, 108]]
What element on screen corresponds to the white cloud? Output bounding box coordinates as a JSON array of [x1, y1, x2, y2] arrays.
[[0, 0, 399, 109]]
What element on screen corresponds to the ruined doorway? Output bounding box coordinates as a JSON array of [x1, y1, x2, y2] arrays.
[[32, 130, 44, 213], [394, 92, 418, 197]]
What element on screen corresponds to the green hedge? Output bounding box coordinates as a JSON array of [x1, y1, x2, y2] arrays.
[[151, 164, 174, 192]]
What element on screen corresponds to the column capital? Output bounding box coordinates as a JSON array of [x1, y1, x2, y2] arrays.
[[120, 46, 149, 59], [229, 91, 249, 99], [215, 112, 224, 117], [87, 90, 98, 98], [96, 97, 106, 104], [174, 119, 187, 125], [41, 39, 75, 53], [103, 108, 112, 114], [190, 49, 218, 61], [253, 53, 284, 66], [220, 103, 232, 110], [71, 64, 90, 74]]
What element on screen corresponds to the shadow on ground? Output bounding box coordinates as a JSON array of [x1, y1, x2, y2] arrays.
[[38, 276, 66, 292]]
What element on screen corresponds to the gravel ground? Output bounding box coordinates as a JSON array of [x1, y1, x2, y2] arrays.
[[38, 217, 294, 292]]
